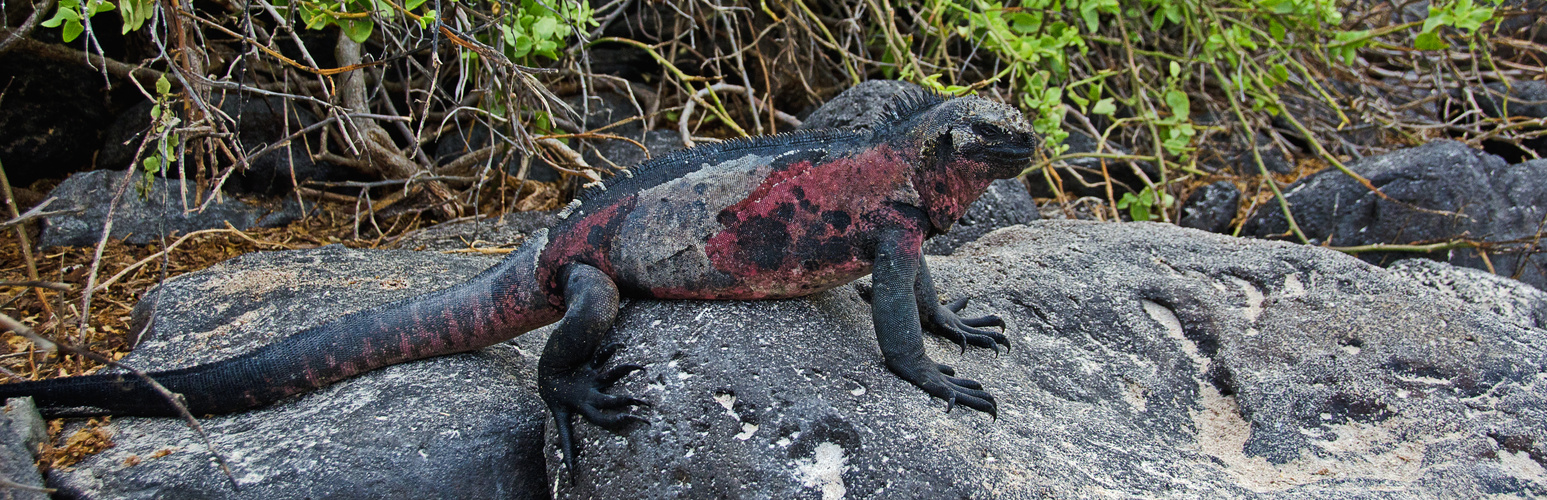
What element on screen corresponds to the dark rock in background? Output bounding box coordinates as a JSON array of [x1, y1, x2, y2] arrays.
[[1448, 81, 1547, 162], [798, 79, 922, 131], [585, 129, 686, 172], [1028, 129, 1158, 200], [1179, 180, 1242, 234], [45, 246, 549, 499], [556, 221, 1547, 497], [1243, 141, 1547, 289], [99, 93, 343, 195], [1233, 132, 1295, 175], [922, 178, 1038, 255], [435, 91, 659, 182], [0, 52, 118, 187], [39, 170, 308, 248], [1, 398, 48, 500]]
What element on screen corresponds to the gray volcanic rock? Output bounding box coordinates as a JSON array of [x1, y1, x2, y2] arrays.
[[394, 210, 556, 251], [552, 221, 1547, 498], [0, 52, 118, 186], [1, 398, 48, 500], [1243, 141, 1547, 290], [42, 246, 550, 499], [39, 170, 307, 248], [1390, 258, 1547, 330], [586, 129, 687, 171], [10, 221, 1546, 498]]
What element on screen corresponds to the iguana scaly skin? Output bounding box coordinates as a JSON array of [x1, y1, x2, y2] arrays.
[[0, 90, 1039, 476]]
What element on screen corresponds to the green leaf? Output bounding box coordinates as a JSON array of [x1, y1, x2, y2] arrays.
[[1091, 98, 1116, 115], [342, 19, 373, 43], [532, 15, 558, 39], [155, 74, 171, 95], [62, 19, 84, 42], [1067, 91, 1089, 107], [1269, 20, 1285, 41], [405, 0, 426, 9], [1129, 202, 1151, 221], [141, 155, 162, 174], [40, 13, 66, 28], [1116, 192, 1137, 209], [1164, 89, 1189, 118], [1414, 32, 1449, 50], [1169, 61, 1180, 78]]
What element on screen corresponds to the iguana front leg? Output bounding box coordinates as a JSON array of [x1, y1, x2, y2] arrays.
[[915, 258, 1009, 352], [538, 263, 648, 481], [872, 228, 997, 416]]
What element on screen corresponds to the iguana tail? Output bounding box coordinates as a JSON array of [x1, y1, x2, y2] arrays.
[[0, 232, 564, 416]]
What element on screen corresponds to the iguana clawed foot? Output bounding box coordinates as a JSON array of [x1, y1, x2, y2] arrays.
[[885, 354, 998, 417], [540, 342, 648, 481], [924, 296, 1009, 353]]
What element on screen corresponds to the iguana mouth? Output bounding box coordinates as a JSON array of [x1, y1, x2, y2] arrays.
[[964, 140, 1038, 165]]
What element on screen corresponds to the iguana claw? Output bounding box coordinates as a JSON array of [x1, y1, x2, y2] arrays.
[[925, 296, 1011, 353]]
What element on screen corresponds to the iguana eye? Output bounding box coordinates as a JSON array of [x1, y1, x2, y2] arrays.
[[971, 122, 1010, 141]]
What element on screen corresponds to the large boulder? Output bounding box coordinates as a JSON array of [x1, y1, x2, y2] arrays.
[[554, 221, 1547, 497], [8, 221, 1546, 497], [1242, 141, 1547, 290], [39, 170, 306, 248], [42, 246, 549, 499]]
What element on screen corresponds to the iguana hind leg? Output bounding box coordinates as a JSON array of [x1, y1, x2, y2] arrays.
[[872, 229, 997, 417], [537, 263, 648, 481]]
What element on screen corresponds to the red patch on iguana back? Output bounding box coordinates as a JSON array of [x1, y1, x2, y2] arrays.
[[701, 145, 921, 298]]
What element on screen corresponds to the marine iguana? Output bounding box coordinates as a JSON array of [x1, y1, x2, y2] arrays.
[[0, 90, 1039, 475]]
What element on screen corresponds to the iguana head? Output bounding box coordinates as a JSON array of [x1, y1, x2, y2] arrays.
[[878, 90, 1040, 233]]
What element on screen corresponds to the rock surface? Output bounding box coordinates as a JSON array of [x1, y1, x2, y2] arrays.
[[1179, 180, 1242, 234], [550, 220, 1547, 498], [10, 221, 1547, 498], [1243, 141, 1547, 290], [393, 210, 556, 251], [2, 398, 48, 500], [39, 170, 306, 248], [44, 246, 550, 499], [1389, 258, 1547, 330]]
